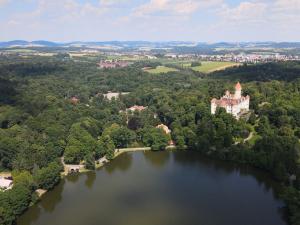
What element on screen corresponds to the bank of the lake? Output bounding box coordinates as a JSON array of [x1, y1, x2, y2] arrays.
[[18, 151, 287, 225]]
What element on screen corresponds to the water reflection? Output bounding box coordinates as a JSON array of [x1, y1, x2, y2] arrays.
[[143, 151, 170, 167], [18, 151, 288, 225], [104, 152, 133, 174], [66, 174, 80, 183], [173, 151, 284, 196], [17, 180, 65, 225], [85, 172, 96, 189], [40, 179, 65, 213], [172, 150, 287, 222]]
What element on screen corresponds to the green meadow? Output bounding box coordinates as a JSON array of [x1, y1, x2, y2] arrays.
[[144, 66, 179, 74]]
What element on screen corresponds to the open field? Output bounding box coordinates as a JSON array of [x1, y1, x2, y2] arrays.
[[144, 66, 179, 74], [191, 61, 241, 73]]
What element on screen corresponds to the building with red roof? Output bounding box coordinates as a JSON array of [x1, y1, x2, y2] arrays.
[[98, 60, 129, 69], [211, 82, 250, 119], [70, 96, 80, 105]]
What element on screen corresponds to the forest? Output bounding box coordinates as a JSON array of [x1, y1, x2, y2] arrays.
[[0, 56, 300, 225]]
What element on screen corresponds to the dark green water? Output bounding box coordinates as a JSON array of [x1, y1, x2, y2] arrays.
[[18, 151, 287, 225]]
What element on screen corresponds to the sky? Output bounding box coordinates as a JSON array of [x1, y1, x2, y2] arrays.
[[0, 0, 300, 42]]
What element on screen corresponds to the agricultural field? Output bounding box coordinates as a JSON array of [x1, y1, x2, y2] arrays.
[[143, 60, 240, 74], [191, 61, 240, 73], [143, 66, 179, 74]]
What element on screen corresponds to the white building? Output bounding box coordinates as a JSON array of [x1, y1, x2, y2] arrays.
[[156, 124, 171, 134], [211, 82, 250, 119], [127, 105, 147, 112], [0, 177, 13, 191], [103, 92, 130, 101]]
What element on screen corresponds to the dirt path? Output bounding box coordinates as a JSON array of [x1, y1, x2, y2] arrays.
[[244, 132, 254, 143]]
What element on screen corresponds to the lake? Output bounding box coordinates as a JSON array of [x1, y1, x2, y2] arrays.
[[18, 151, 287, 225]]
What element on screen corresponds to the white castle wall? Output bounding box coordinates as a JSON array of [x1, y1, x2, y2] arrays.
[[210, 84, 250, 119]]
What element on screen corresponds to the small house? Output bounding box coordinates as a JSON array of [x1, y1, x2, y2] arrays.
[[0, 177, 13, 191], [156, 124, 171, 134], [127, 105, 147, 112]]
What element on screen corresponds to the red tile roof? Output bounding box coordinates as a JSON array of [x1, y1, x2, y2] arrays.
[[235, 82, 242, 90]]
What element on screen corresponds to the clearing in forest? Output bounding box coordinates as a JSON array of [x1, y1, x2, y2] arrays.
[[144, 66, 179, 74], [191, 61, 240, 73]]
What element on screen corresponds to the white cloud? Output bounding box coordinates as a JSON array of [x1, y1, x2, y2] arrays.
[[99, 0, 129, 6], [210, 0, 300, 41], [0, 0, 10, 7], [133, 0, 222, 17], [218, 0, 300, 28], [273, 0, 300, 12], [1, 0, 300, 42], [218, 2, 268, 24]]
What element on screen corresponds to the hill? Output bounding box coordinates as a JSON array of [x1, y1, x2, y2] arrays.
[[212, 62, 300, 82]]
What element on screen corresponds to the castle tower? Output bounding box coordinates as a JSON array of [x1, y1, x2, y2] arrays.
[[234, 82, 242, 99]]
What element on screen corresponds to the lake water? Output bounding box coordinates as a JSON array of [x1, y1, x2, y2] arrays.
[[18, 151, 287, 225]]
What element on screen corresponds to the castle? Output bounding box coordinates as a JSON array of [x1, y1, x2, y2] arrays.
[[211, 82, 250, 119]]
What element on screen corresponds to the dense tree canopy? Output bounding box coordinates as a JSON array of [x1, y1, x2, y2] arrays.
[[0, 57, 300, 225]]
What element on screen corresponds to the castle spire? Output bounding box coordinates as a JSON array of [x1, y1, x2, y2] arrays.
[[234, 82, 242, 99], [235, 82, 242, 90]]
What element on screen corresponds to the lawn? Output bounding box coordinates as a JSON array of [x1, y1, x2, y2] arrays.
[[144, 66, 179, 74], [191, 61, 240, 73]]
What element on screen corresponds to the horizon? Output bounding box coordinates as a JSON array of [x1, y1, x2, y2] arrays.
[[1, 40, 300, 43], [1, 0, 300, 42]]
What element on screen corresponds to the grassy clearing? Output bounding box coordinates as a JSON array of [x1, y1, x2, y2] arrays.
[[191, 61, 240, 73], [6, 49, 37, 53], [144, 66, 179, 74]]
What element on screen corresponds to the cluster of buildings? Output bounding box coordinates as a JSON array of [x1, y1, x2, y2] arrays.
[[139, 52, 299, 63], [98, 60, 129, 69], [211, 82, 250, 119], [197, 53, 300, 63]]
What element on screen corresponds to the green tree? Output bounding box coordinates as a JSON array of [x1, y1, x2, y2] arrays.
[[142, 127, 170, 151], [34, 161, 62, 190], [84, 153, 95, 170], [96, 135, 115, 160]]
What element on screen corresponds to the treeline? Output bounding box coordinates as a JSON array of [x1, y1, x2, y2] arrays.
[[0, 78, 17, 105], [212, 61, 300, 82], [0, 162, 62, 225], [0, 61, 65, 77]]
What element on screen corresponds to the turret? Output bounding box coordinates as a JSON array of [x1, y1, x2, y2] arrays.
[[211, 98, 217, 114], [234, 82, 242, 99]]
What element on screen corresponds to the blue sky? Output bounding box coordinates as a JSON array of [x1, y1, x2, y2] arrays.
[[0, 0, 299, 42]]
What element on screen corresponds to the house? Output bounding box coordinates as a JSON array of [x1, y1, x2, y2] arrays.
[[127, 105, 147, 112], [66, 165, 83, 174], [156, 124, 174, 146], [0, 177, 13, 191], [156, 124, 171, 134], [103, 92, 130, 101], [70, 96, 80, 105], [211, 82, 250, 119]]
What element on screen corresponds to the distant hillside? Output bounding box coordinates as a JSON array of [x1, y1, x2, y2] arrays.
[[1, 40, 300, 49], [0, 40, 196, 48], [212, 62, 300, 82], [0, 40, 61, 48]]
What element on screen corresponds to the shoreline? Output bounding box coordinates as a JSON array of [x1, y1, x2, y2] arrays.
[[62, 146, 176, 173], [17, 147, 177, 213]]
